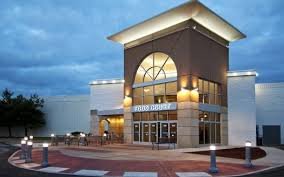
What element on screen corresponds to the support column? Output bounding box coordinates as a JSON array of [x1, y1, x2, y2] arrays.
[[90, 110, 100, 136], [221, 107, 228, 145], [177, 101, 199, 148], [123, 107, 133, 144]]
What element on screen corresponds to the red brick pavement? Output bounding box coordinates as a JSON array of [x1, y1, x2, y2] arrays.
[[13, 149, 268, 177]]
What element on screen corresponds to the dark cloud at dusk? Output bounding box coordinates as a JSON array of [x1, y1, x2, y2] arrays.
[[0, 0, 283, 96]]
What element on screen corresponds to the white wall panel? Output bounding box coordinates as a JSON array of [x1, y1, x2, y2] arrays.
[[0, 95, 90, 137], [90, 83, 123, 111], [31, 95, 90, 136], [228, 75, 256, 146]]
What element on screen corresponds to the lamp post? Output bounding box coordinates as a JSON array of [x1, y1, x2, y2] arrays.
[[20, 140, 27, 160], [245, 141, 253, 168], [41, 143, 49, 167], [25, 141, 33, 163], [209, 145, 218, 173]]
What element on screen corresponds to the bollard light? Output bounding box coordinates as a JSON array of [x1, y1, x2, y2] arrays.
[[51, 133, 57, 146], [245, 141, 252, 147], [41, 143, 49, 167], [210, 145, 216, 151], [103, 133, 107, 137], [79, 134, 86, 146], [66, 133, 71, 137], [29, 135, 33, 140], [209, 145, 218, 173], [21, 140, 26, 145], [25, 141, 33, 163], [245, 141, 253, 168], [24, 137, 28, 141], [27, 141, 33, 146], [20, 140, 27, 160]]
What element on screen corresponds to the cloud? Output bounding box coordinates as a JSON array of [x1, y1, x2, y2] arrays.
[[0, 0, 283, 96]]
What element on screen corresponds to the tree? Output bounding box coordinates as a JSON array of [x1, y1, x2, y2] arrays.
[[14, 94, 45, 135], [0, 89, 45, 137], [0, 89, 15, 137]]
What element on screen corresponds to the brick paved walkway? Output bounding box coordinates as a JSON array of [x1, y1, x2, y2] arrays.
[[9, 148, 268, 177]]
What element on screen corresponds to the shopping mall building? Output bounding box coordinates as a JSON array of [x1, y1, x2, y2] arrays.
[[1, 0, 283, 147], [89, 1, 268, 148]]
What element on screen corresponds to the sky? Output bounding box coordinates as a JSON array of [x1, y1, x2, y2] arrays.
[[0, 0, 283, 96]]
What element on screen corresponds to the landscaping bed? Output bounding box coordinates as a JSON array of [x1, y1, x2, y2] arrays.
[[189, 147, 266, 160]]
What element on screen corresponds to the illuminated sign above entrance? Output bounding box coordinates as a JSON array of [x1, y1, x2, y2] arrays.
[[132, 103, 177, 112]]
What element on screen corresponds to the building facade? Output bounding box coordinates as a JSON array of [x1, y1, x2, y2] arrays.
[[105, 0, 245, 148]]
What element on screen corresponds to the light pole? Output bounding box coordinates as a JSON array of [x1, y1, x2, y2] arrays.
[[245, 141, 253, 168], [25, 141, 33, 163], [20, 140, 27, 160], [41, 143, 49, 167], [209, 145, 218, 173]]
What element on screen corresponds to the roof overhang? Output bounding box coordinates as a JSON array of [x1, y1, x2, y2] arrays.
[[108, 0, 246, 45]]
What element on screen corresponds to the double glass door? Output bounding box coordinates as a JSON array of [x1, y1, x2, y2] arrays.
[[133, 121, 177, 143]]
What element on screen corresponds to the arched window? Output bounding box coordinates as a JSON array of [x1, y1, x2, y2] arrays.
[[134, 52, 177, 84], [133, 52, 177, 105]]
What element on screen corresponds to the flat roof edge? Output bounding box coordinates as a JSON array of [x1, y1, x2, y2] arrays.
[[227, 69, 258, 77], [108, 0, 246, 44]]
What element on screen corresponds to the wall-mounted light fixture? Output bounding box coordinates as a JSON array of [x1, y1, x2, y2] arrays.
[[124, 95, 132, 107], [177, 87, 190, 102], [192, 87, 198, 92]]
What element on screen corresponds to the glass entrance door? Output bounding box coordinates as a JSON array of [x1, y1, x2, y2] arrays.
[[169, 123, 177, 143], [133, 123, 140, 142], [161, 123, 169, 138], [150, 123, 157, 142], [143, 123, 150, 142], [133, 121, 177, 143]]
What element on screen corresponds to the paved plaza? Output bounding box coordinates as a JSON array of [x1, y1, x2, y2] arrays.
[[7, 144, 284, 177]]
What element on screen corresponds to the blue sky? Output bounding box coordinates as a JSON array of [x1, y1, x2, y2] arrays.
[[0, 0, 283, 96]]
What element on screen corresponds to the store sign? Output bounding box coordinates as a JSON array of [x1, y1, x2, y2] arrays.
[[132, 103, 177, 112]]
